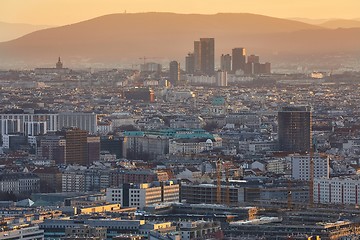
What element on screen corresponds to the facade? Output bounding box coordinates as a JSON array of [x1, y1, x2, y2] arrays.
[[232, 48, 246, 73], [278, 105, 312, 153], [36, 135, 66, 164], [290, 154, 330, 181], [87, 136, 100, 164], [0, 226, 44, 240], [63, 225, 107, 239], [215, 70, 227, 87], [106, 181, 179, 209], [24, 121, 47, 136], [185, 53, 195, 74], [40, 219, 146, 239], [169, 61, 180, 86], [58, 112, 97, 134], [169, 116, 204, 129], [179, 221, 221, 240], [193, 41, 201, 73], [169, 137, 221, 155], [314, 177, 360, 205], [0, 112, 58, 135], [0, 173, 40, 195], [33, 167, 62, 193], [225, 112, 260, 127], [109, 169, 158, 186], [62, 168, 110, 192], [62, 172, 85, 192], [220, 54, 231, 72], [100, 135, 125, 159], [248, 141, 278, 153], [200, 38, 215, 76], [0, 111, 99, 136], [123, 131, 169, 160], [60, 128, 88, 166], [180, 184, 245, 205]]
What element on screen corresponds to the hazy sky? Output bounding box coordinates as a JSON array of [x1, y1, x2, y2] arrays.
[[1, 0, 360, 25]]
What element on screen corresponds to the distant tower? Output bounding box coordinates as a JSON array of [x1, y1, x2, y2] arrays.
[[56, 57, 63, 69], [232, 48, 246, 73], [220, 54, 232, 72], [185, 53, 195, 74], [200, 38, 215, 76], [169, 61, 180, 86], [193, 41, 201, 73], [278, 106, 312, 153]]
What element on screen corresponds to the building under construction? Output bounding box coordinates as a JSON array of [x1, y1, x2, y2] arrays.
[[278, 105, 312, 153]]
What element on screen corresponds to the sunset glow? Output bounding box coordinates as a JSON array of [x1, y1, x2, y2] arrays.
[[1, 0, 359, 25]]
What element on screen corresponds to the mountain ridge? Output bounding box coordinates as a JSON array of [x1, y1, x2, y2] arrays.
[[0, 12, 359, 68]]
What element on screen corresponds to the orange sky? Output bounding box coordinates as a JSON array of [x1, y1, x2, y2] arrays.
[[1, 0, 360, 25]]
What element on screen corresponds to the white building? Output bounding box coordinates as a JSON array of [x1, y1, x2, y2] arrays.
[[290, 154, 330, 181], [62, 172, 85, 192], [58, 112, 97, 134], [169, 136, 222, 155], [24, 121, 47, 136], [0, 226, 44, 240], [314, 177, 360, 205], [0, 173, 40, 194], [0, 112, 58, 134], [106, 181, 179, 210]]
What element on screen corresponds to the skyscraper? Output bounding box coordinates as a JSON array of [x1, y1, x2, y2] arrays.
[[278, 106, 312, 153], [232, 48, 246, 73], [169, 61, 180, 85], [185, 53, 195, 74], [194, 41, 201, 73], [200, 38, 215, 76], [60, 127, 88, 166], [220, 54, 232, 72]]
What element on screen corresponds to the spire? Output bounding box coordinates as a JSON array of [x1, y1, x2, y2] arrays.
[[56, 57, 63, 69]]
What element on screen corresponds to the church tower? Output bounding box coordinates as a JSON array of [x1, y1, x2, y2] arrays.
[[56, 57, 63, 69]]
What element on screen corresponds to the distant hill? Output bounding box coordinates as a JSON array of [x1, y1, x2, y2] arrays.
[[1, 12, 359, 68], [0, 22, 53, 42], [288, 18, 332, 25], [319, 19, 360, 29]]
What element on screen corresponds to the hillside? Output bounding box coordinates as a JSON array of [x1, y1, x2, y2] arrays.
[[1, 12, 359, 67], [319, 19, 360, 29]]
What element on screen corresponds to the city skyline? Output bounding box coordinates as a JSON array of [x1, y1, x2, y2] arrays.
[[1, 0, 360, 25]]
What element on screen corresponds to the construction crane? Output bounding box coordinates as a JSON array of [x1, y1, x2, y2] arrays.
[[216, 159, 222, 204], [139, 56, 160, 65], [309, 112, 314, 208], [216, 159, 231, 205], [287, 179, 292, 209], [225, 167, 230, 206]]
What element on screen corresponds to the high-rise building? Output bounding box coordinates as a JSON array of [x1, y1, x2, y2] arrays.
[[278, 106, 312, 153], [216, 70, 228, 87], [232, 48, 246, 73], [87, 136, 100, 164], [60, 127, 88, 166], [220, 54, 232, 72], [58, 112, 97, 134], [169, 61, 180, 86], [194, 41, 201, 73], [185, 53, 195, 74], [200, 38, 215, 76], [247, 54, 260, 64]]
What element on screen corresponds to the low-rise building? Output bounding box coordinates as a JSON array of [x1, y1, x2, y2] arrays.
[[0, 173, 40, 195], [106, 181, 179, 209]]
